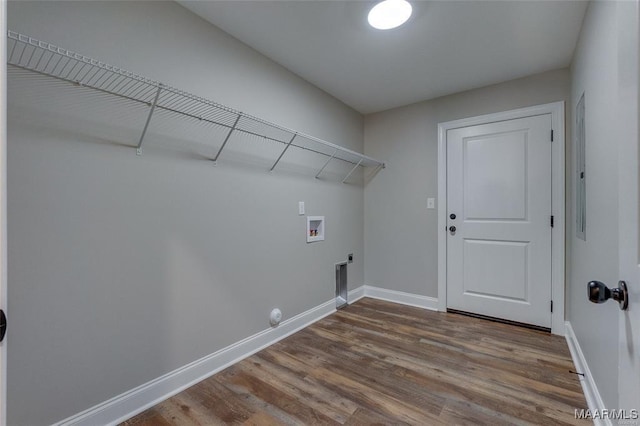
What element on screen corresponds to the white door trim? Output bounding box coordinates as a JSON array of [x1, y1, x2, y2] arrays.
[[437, 102, 565, 335], [1, 0, 8, 423]]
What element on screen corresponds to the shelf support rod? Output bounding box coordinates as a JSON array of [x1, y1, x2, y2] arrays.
[[366, 163, 385, 181], [213, 114, 242, 164], [270, 133, 297, 172], [136, 84, 163, 156], [342, 159, 363, 184], [315, 149, 337, 179]]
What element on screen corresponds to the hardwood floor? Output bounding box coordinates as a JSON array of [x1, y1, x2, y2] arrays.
[[123, 298, 588, 425]]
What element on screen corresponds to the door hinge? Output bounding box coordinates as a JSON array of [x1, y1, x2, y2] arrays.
[[551, 129, 554, 142], [551, 300, 554, 313], [550, 215, 554, 228]]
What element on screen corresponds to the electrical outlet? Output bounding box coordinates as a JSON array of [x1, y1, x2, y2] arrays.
[[348, 253, 354, 263], [427, 197, 435, 209], [298, 201, 305, 215]]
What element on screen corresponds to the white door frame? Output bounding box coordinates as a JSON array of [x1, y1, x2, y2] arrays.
[[437, 102, 565, 335], [616, 0, 639, 411], [1, 0, 8, 423]]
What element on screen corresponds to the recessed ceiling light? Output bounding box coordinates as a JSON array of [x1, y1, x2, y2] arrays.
[[368, 0, 413, 30]]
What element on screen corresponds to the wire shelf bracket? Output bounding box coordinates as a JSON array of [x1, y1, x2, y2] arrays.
[[342, 159, 363, 184], [270, 133, 297, 172], [315, 149, 337, 179], [6, 31, 386, 182], [137, 84, 163, 155], [212, 114, 241, 164]]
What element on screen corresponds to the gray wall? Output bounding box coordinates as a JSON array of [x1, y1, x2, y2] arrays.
[[7, 2, 365, 425], [568, 0, 620, 410], [363, 69, 570, 296]]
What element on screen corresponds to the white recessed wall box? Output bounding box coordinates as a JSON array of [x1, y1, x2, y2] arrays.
[[307, 216, 325, 243]]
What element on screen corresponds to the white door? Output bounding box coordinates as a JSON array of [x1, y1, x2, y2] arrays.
[[446, 114, 552, 329], [617, 0, 640, 413]]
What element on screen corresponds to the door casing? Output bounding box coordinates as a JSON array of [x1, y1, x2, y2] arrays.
[[437, 102, 566, 335], [616, 0, 639, 411], [1, 0, 7, 423]]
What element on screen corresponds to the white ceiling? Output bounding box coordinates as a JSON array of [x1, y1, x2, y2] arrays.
[[179, 1, 588, 114]]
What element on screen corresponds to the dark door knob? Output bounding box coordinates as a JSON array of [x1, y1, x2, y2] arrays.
[[588, 280, 628, 310], [449, 226, 456, 233], [0, 309, 6, 342], [450, 213, 456, 220]]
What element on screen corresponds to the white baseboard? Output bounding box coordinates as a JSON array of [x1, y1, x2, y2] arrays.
[[348, 285, 366, 303], [360, 285, 439, 311], [54, 299, 337, 426], [55, 286, 436, 426], [564, 321, 612, 426]]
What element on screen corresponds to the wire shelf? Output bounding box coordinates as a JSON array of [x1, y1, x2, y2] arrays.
[[7, 31, 385, 182]]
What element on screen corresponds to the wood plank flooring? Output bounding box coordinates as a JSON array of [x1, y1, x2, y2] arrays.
[[123, 298, 588, 425]]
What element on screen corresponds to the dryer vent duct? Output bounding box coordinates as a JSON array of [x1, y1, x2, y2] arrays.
[[336, 262, 348, 309]]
